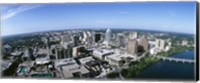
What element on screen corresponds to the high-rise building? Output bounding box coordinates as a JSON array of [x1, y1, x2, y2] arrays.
[[139, 35, 149, 51], [73, 35, 80, 46], [83, 31, 88, 42], [126, 39, 138, 56], [105, 28, 111, 44], [155, 39, 165, 50], [60, 34, 72, 45], [56, 47, 73, 59], [72, 45, 85, 58], [53, 42, 74, 60], [129, 32, 137, 40], [116, 33, 126, 48], [95, 33, 102, 43], [87, 31, 92, 37]]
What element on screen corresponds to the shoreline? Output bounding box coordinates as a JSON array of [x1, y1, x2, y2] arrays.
[[120, 46, 194, 79], [134, 49, 195, 77]]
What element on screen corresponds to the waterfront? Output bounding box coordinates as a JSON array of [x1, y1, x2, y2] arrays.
[[135, 50, 195, 80]]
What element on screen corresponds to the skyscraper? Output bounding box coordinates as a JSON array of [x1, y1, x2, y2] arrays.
[[155, 39, 165, 50], [139, 35, 149, 51], [129, 32, 137, 40], [105, 28, 111, 44], [95, 33, 102, 43], [126, 39, 138, 56], [83, 31, 88, 42], [116, 33, 125, 48], [60, 34, 72, 45], [73, 35, 80, 46]]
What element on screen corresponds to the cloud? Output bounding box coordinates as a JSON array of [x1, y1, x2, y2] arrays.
[[1, 5, 42, 20]]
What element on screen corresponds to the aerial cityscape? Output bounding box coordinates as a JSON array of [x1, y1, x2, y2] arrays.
[[1, 2, 196, 80]]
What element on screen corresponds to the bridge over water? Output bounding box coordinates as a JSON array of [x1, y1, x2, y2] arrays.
[[152, 55, 195, 63]]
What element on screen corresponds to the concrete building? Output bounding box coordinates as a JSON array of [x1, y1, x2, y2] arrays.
[[35, 54, 50, 65], [87, 31, 92, 37], [126, 39, 138, 56], [129, 32, 137, 40], [3, 44, 12, 53], [79, 56, 94, 65], [94, 33, 102, 43], [56, 48, 72, 59], [59, 42, 74, 59], [104, 54, 125, 67], [83, 31, 88, 42], [11, 51, 23, 56], [116, 33, 126, 48], [41, 37, 48, 44], [150, 48, 158, 55], [72, 45, 85, 58], [55, 58, 90, 78], [1, 60, 12, 71], [164, 46, 170, 52], [73, 35, 80, 46], [60, 34, 72, 45], [22, 48, 32, 61], [105, 28, 111, 44], [182, 40, 188, 46], [139, 35, 149, 51], [93, 49, 114, 60], [155, 39, 165, 51]]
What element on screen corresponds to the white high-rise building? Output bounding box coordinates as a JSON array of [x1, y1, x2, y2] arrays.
[[155, 39, 165, 51], [105, 28, 111, 44]]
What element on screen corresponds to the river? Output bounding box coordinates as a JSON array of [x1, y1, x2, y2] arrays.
[[134, 50, 195, 80]]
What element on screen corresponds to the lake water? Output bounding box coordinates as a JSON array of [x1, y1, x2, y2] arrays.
[[135, 50, 195, 80]]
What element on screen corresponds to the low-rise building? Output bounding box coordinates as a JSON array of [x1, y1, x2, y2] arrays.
[[182, 40, 188, 46], [1, 60, 12, 71], [104, 54, 125, 67], [79, 56, 94, 65], [11, 51, 23, 56], [150, 48, 160, 55], [93, 49, 114, 60], [35, 54, 50, 65], [55, 58, 90, 78]]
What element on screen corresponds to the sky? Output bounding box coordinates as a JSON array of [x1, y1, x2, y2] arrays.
[[1, 2, 196, 36]]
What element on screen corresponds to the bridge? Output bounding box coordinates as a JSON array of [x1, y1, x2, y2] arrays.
[[152, 55, 195, 63]]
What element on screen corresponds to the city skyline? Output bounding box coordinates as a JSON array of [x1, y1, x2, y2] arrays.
[[1, 2, 196, 36]]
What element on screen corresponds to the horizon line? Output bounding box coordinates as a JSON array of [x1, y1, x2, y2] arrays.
[[2, 28, 195, 37]]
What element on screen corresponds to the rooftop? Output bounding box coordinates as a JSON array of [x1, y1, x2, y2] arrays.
[[79, 56, 94, 65], [93, 49, 114, 56], [11, 51, 23, 56], [37, 49, 49, 54], [35, 54, 50, 64], [55, 58, 78, 67], [56, 58, 90, 78], [106, 54, 123, 61]]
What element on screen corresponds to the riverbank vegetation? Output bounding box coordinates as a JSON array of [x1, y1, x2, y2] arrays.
[[121, 45, 194, 79], [121, 55, 159, 79], [158, 45, 194, 57]]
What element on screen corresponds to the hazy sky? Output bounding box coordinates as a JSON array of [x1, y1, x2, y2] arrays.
[[1, 2, 196, 36]]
